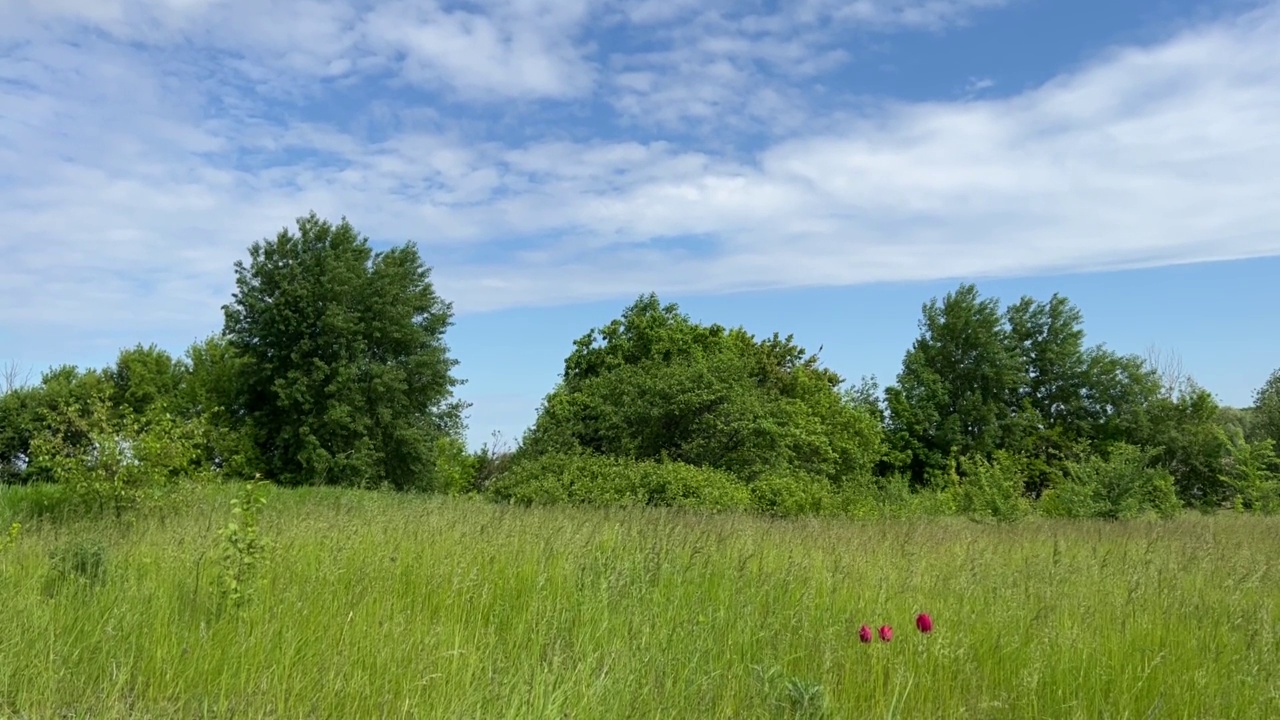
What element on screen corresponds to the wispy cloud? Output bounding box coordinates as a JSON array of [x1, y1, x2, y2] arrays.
[[2, 0, 1278, 350]]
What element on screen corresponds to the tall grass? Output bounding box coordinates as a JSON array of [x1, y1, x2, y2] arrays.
[[1, 484, 1277, 718]]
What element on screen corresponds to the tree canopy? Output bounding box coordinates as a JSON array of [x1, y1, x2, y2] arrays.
[[2, 210, 1277, 519], [518, 293, 883, 489], [222, 212, 466, 489]]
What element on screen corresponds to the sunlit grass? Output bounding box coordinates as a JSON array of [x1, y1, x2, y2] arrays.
[[1, 484, 1278, 718]]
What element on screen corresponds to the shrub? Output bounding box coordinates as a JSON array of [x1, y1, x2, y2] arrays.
[[470, 431, 516, 493], [748, 471, 836, 518], [26, 394, 209, 517], [217, 479, 270, 608], [1222, 430, 1280, 514], [428, 435, 479, 494], [488, 452, 751, 511], [1040, 443, 1181, 520], [954, 452, 1033, 522]]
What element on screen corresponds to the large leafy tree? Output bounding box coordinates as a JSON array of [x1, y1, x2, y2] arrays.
[[1253, 368, 1280, 446], [0, 365, 113, 483], [885, 284, 1183, 495], [180, 334, 257, 475], [885, 284, 1023, 486], [1004, 294, 1089, 433], [1141, 382, 1231, 506], [104, 343, 188, 418], [519, 293, 883, 486], [1000, 294, 1094, 493], [222, 212, 466, 489]]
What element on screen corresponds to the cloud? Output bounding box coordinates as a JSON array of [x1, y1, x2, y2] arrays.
[[1, 0, 1278, 350]]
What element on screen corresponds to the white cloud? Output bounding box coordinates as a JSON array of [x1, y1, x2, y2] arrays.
[[1, 0, 1278, 350]]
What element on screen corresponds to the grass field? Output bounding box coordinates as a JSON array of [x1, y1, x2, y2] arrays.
[[1, 484, 1278, 719]]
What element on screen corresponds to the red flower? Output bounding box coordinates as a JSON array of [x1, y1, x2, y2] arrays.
[[858, 624, 873, 643], [915, 613, 933, 634], [879, 625, 893, 642]]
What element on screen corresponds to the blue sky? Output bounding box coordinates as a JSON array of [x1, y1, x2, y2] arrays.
[[2, 0, 1278, 449]]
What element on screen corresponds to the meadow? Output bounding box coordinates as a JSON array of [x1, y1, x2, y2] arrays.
[[1, 484, 1277, 719]]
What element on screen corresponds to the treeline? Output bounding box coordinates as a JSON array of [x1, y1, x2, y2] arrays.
[[2, 213, 1279, 520]]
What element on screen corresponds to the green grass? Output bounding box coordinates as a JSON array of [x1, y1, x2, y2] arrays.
[[1, 484, 1278, 718]]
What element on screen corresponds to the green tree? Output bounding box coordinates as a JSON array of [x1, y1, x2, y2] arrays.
[[1222, 427, 1280, 512], [1000, 294, 1095, 494], [1253, 368, 1280, 446], [1218, 406, 1256, 442], [517, 294, 883, 492], [1003, 295, 1090, 431], [1142, 382, 1230, 506], [1076, 348, 1162, 448], [0, 366, 113, 483], [222, 212, 467, 489], [885, 284, 1022, 487], [181, 335, 257, 476], [104, 343, 188, 418]]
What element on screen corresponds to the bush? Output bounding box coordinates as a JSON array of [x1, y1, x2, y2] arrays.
[[1040, 444, 1181, 520], [516, 294, 884, 488], [488, 452, 751, 511], [470, 431, 516, 493], [1222, 430, 1280, 514], [839, 473, 959, 519], [26, 394, 209, 517], [954, 452, 1033, 522], [428, 435, 479, 494], [748, 471, 836, 518]]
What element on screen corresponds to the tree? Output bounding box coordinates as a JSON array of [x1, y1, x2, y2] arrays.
[[104, 343, 188, 418], [518, 293, 883, 489], [1140, 381, 1230, 507], [1000, 294, 1094, 494], [1004, 294, 1089, 434], [180, 334, 257, 475], [0, 365, 113, 483], [222, 211, 467, 489], [1253, 368, 1280, 446], [885, 284, 1022, 487]]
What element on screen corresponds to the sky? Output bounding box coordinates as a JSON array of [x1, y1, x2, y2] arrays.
[[1, 0, 1278, 449]]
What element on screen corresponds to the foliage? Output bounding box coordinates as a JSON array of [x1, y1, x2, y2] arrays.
[[430, 434, 479, 495], [1, 521, 18, 552], [1140, 382, 1232, 508], [1040, 443, 1181, 520], [7, 242, 1280, 523], [104, 343, 188, 418], [180, 334, 258, 478], [222, 211, 467, 489], [25, 390, 207, 517], [1253, 367, 1280, 446], [953, 451, 1033, 522], [217, 479, 270, 608], [885, 284, 1021, 487], [881, 283, 1248, 514], [747, 470, 838, 518], [469, 431, 517, 493], [488, 451, 752, 511], [0, 366, 113, 484], [519, 293, 883, 489], [1222, 428, 1280, 513]]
